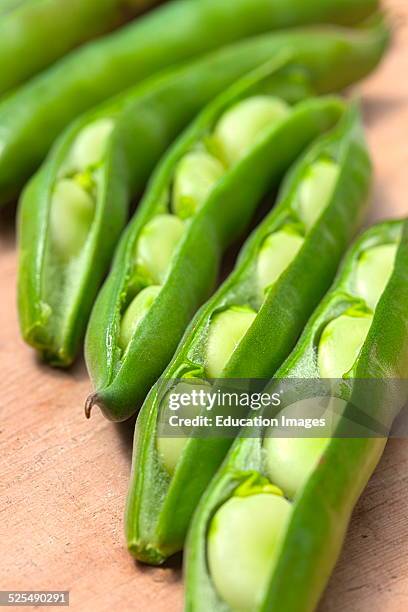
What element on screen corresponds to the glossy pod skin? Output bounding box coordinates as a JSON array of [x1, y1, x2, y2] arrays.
[[0, 0, 385, 203], [0, 1, 30, 16], [84, 70, 342, 421], [125, 104, 372, 564], [185, 219, 408, 612], [18, 21, 389, 368], [0, 0, 163, 97], [0, 0, 26, 16]]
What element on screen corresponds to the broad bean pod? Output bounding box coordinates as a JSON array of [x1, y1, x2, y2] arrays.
[[0, 0, 386, 203], [125, 104, 372, 564], [17, 49, 309, 370], [84, 63, 341, 421], [18, 21, 387, 367], [185, 219, 408, 612], [0, 0, 164, 97]]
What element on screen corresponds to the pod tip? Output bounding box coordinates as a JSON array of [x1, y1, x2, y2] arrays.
[[85, 393, 98, 419]]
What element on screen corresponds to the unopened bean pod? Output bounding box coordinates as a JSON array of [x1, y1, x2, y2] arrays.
[[18, 19, 387, 367], [0, 0, 164, 97], [85, 64, 343, 420], [185, 219, 408, 612], [0, 0, 387, 203], [125, 103, 372, 564]]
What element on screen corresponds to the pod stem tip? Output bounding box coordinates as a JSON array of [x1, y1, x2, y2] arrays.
[[85, 393, 98, 419]]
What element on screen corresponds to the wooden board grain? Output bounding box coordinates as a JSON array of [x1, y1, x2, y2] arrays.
[[1, 1, 408, 610]]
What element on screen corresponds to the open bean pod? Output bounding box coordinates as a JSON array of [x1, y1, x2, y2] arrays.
[[17, 47, 308, 369], [0, 5, 389, 204], [85, 61, 343, 420], [125, 103, 372, 564], [18, 19, 388, 367], [185, 219, 408, 612]]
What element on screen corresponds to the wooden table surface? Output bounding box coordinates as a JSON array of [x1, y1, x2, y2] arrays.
[[1, 1, 408, 610]]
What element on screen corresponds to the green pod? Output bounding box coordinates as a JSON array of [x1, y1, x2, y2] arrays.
[[125, 103, 372, 564], [18, 19, 388, 367], [0, 0, 164, 97], [16, 49, 308, 368], [85, 65, 343, 420], [0, 0, 387, 203], [185, 219, 408, 612]]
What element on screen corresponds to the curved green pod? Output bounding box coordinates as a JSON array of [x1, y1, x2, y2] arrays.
[[0, 0, 388, 203], [125, 103, 372, 564], [0, 0, 164, 97], [185, 219, 408, 612], [18, 21, 388, 368], [84, 71, 343, 421], [0, 0, 377, 21], [16, 46, 305, 369]]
